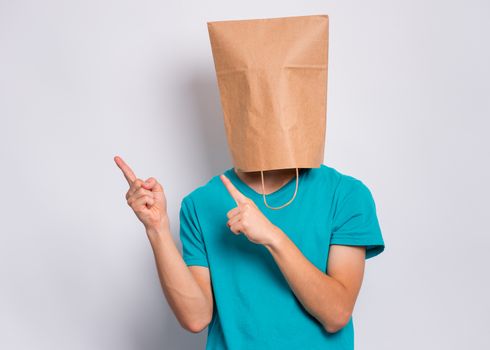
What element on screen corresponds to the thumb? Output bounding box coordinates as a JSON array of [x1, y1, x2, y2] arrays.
[[142, 177, 163, 192]]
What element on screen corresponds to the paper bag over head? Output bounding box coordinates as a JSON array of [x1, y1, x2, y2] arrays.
[[207, 14, 329, 173]]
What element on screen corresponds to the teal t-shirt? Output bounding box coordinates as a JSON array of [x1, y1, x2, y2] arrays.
[[179, 164, 385, 350]]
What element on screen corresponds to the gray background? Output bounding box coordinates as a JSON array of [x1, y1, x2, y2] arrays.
[[1, 0, 489, 349]]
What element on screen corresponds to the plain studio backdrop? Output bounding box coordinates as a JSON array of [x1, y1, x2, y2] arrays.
[[1, 1, 489, 349]]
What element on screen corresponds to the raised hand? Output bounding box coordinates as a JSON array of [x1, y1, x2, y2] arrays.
[[114, 155, 168, 233], [220, 173, 282, 246]]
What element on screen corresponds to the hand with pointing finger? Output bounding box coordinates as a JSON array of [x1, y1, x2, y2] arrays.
[[114, 155, 169, 234], [220, 174, 283, 246]]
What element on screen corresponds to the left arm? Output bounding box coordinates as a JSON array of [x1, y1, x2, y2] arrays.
[[264, 227, 366, 333], [219, 174, 367, 333]]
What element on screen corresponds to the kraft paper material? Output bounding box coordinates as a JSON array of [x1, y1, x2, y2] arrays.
[[207, 14, 329, 172]]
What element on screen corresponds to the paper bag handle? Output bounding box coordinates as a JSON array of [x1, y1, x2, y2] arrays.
[[260, 168, 299, 210]]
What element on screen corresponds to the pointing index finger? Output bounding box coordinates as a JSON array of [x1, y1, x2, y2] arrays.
[[114, 156, 137, 185], [220, 174, 248, 205]]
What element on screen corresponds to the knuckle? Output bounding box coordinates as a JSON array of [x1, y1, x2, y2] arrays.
[[139, 187, 150, 196], [134, 205, 145, 213]]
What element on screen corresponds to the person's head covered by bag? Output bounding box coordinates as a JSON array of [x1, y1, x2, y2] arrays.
[[207, 14, 329, 209]]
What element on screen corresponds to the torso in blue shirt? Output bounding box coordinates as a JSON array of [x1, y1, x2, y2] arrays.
[[179, 164, 385, 350]]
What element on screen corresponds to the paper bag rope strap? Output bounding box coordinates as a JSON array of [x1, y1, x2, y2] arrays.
[[260, 168, 299, 210]]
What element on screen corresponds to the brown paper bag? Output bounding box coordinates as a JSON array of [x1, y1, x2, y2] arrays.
[[207, 14, 329, 173]]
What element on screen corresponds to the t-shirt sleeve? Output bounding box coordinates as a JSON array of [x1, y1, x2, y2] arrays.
[[330, 177, 385, 259], [179, 196, 210, 267]]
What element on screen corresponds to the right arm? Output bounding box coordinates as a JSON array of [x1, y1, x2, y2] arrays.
[[114, 155, 213, 333], [147, 222, 213, 333]]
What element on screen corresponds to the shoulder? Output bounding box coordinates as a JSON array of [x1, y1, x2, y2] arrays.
[[316, 164, 374, 200]]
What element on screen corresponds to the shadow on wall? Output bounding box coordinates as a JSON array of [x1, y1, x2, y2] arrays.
[[186, 66, 230, 177], [122, 67, 227, 350]]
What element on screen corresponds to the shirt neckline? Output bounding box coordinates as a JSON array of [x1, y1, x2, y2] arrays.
[[224, 167, 306, 200]]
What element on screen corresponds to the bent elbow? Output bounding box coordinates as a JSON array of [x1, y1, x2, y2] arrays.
[[324, 322, 344, 334], [324, 309, 352, 334], [185, 321, 208, 334], [182, 315, 212, 334]]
